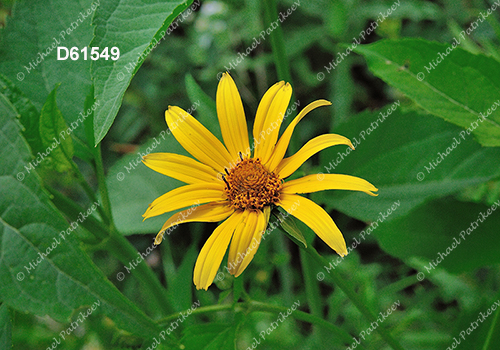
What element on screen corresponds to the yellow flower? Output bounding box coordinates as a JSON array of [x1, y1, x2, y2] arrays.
[[143, 73, 378, 290]]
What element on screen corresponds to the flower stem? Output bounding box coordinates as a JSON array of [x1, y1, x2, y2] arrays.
[[69, 158, 108, 224], [156, 304, 234, 326], [274, 234, 294, 306], [93, 143, 114, 229], [481, 296, 500, 350], [47, 184, 173, 316], [46, 186, 108, 241], [302, 244, 406, 350], [248, 300, 355, 344], [105, 230, 174, 316], [380, 274, 420, 296], [299, 249, 326, 340], [155, 300, 356, 345], [90, 143, 174, 316]]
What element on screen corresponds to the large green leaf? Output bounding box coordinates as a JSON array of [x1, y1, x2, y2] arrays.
[[0, 89, 159, 339], [316, 109, 500, 222], [376, 198, 500, 274], [0, 0, 94, 144], [91, 0, 196, 145], [353, 39, 500, 147], [0, 74, 43, 155]]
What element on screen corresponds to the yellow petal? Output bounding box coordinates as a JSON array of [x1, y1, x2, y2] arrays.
[[276, 134, 354, 179], [227, 207, 270, 277], [252, 82, 284, 145], [143, 183, 225, 219], [193, 211, 243, 290], [142, 153, 220, 184], [165, 106, 233, 172], [278, 194, 347, 256], [266, 100, 332, 172], [154, 202, 234, 245], [282, 174, 378, 196], [253, 82, 292, 164], [217, 73, 250, 159]]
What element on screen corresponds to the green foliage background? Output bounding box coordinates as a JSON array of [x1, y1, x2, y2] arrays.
[[1, 0, 500, 349]]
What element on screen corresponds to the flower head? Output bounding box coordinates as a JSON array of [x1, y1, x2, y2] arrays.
[[143, 73, 378, 290]]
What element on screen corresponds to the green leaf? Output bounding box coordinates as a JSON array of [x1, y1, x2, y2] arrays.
[[354, 39, 500, 146], [376, 198, 500, 273], [0, 74, 43, 155], [0, 0, 94, 144], [317, 108, 500, 222], [91, 0, 196, 145], [181, 322, 239, 350], [232, 275, 243, 303], [274, 208, 307, 248], [165, 245, 198, 312], [107, 132, 188, 235], [0, 89, 160, 339], [39, 85, 74, 172], [0, 304, 12, 350]]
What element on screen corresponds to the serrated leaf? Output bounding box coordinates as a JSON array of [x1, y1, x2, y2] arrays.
[[0, 0, 94, 144], [0, 304, 12, 350], [354, 39, 500, 146], [0, 73, 43, 155], [317, 109, 500, 222], [39, 85, 74, 172], [91, 0, 196, 145], [274, 208, 307, 248], [376, 198, 500, 273], [0, 88, 160, 339]]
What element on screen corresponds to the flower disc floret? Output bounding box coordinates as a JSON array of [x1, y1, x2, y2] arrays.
[[223, 158, 282, 210]]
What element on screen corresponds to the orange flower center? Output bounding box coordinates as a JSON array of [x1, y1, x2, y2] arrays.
[[223, 158, 282, 210]]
